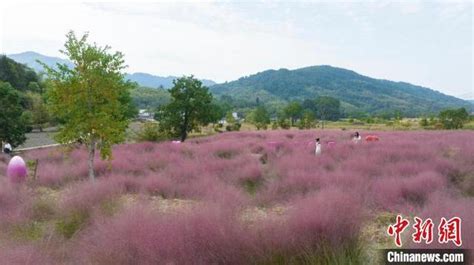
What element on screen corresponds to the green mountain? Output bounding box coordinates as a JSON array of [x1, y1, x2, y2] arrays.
[[210, 65, 471, 116], [7, 51, 216, 89]]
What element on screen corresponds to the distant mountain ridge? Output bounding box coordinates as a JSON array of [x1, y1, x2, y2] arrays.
[[125, 72, 216, 88], [8, 51, 74, 72], [7, 51, 216, 88], [210, 65, 472, 116]]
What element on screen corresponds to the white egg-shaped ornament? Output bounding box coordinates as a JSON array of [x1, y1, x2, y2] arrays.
[[7, 156, 28, 184]]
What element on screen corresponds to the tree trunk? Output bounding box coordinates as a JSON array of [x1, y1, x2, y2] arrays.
[[87, 140, 96, 182], [180, 113, 188, 142], [321, 114, 325, 130], [180, 132, 187, 142]]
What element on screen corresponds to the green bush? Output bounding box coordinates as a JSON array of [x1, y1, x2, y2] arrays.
[[439, 108, 469, 129], [226, 122, 241, 131], [135, 122, 167, 142], [271, 122, 279, 130], [419, 117, 429, 127], [278, 118, 291, 129]]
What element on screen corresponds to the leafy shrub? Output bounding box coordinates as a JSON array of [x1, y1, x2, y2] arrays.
[[135, 122, 167, 142], [278, 118, 291, 129], [419, 117, 429, 127], [271, 122, 279, 130], [226, 122, 241, 131]]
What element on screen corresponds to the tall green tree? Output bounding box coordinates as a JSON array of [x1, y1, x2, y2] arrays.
[[41, 31, 135, 181], [206, 101, 225, 125], [284, 101, 303, 126], [439, 108, 469, 129], [315, 96, 341, 128], [250, 105, 270, 130], [25, 92, 50, 132], [302, 99, 317, 114], [226, 111, 236, 124], [299, 109, 316, 129], [158, 76, 214, 142], [0, 82, 27, 147]]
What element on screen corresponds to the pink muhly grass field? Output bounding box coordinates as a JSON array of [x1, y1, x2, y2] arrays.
[[0, 130, 472, 264]]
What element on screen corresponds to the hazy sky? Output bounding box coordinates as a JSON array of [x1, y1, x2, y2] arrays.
[[0, 1, 472, 99]]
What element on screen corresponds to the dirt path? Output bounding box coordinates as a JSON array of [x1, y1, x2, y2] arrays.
[[18, 129, 57, 150]]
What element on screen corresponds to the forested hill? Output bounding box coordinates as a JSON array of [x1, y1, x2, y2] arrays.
[[0, 55, 41, 92], [210, 65, 471, 116]]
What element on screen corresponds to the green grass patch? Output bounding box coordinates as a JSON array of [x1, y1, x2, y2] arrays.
[[242, 179, 262, 195], [11, 221, 44, 241], [55, 211, 89, 239]]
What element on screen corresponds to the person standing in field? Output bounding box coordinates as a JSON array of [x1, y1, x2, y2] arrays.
[[315, 138, 322, 155], [352, 131, 362, 143]]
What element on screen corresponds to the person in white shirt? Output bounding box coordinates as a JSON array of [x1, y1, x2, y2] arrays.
[[3, 142, 12, 155], [352, 131, 362, 144], [315, 138, 321, 155]]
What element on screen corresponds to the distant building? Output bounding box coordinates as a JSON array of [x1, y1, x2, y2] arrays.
[[221, 112, 240, 124], [138, 109, 154, 120]]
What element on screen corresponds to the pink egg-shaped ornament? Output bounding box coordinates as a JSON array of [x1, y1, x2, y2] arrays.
[[7, 156, 28, 183]]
